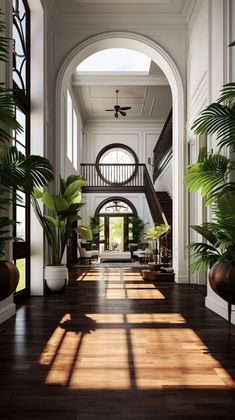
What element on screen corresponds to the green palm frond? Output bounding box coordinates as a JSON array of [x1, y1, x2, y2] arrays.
[[184, 150, 234, 203], [0, 85, 22, 143], [218, 83, 235, 107], [0, 11, 9, 63], [188, 241, 222, 272], [191, 102, 235, 150], [0, 146, 54, 192], [191, 224, 217, 245]]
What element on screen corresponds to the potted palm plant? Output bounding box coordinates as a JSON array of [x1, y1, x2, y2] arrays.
[[184, 41, 235, 329], [0, 10, 54, 301], [31, 175, 87, 292], [144, 224, 171, 263]]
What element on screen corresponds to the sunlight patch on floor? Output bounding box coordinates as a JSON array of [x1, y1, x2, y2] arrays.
[[105, 288, 165, 299], [40, 310, 235, 390]]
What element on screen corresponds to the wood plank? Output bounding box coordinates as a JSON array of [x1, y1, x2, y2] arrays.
[[0, 265, 235, 419]]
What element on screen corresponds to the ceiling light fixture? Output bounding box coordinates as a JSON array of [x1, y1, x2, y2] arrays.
[[105, 90, 132, 118]]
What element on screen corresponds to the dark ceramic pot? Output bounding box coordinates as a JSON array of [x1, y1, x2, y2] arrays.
[[0, 261, 19, 301], [209, 261, 235, 305]]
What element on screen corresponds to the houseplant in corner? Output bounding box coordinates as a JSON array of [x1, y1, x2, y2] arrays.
[[185, 41, 235, 329], [31, 174, 87, 292]]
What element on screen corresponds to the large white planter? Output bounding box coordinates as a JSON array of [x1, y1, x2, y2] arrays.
[[44, 265, 68, 292]]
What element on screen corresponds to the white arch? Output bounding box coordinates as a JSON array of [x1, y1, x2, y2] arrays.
[[55, 32, 188, 283]]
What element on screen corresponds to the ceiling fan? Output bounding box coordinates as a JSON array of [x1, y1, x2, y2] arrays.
[[105, 89, 132, 118]]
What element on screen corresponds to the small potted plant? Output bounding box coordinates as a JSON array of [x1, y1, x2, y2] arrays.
[[144, 224, 171, 263], [31, 174, 87, 292]]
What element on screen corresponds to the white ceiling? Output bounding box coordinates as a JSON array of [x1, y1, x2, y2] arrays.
[[72, 61, 172, 123], [49, 0, 189, 15], [42, 0, 190, 123], [45, 0, 196, 24]]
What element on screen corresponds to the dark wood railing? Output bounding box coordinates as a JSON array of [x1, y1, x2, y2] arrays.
[[153, 108, 172, 183], [81, 164, 145, 187], [81, 163, 166, 225], [143, 167, 168, 225]]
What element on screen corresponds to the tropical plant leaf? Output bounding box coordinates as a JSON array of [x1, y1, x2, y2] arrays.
[[77, 225, 93, 241], [0, 146, 54, 191], [191, 102, 235, 150], [44, 215, 65, 228], [217, 192, 235, 219], [63, 179, 87, 199], [67, 192, 82, 204], [42, 193, 69, 212], [184, 150, 233, 203], [0, 85, 23, 143], [191, 224, 217, 245], [218, 83, 235, 107], [32, 187, 43, 199]]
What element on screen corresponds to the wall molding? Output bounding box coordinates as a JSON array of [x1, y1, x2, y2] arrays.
[[0, 297, 16, 325], [187, 71, 208, 127], [206, 295, 235, 325]]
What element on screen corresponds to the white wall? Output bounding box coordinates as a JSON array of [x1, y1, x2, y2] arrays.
[[187, 0, 235, 322], [80, 122, 157, 238], [82, 121, 163, 168], [154, 161, 172, 196]]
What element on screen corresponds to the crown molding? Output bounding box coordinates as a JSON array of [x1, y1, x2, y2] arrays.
[[182, 0, 197, 23], [72, 74, 169, 86], [83, 118, 165, 128]]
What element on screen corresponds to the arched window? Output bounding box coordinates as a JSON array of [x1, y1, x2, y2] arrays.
[[98, 200, 134, 215], [96, 144, 138, 184], [12, 0, 30, 299], [95, 197, 137, 252]]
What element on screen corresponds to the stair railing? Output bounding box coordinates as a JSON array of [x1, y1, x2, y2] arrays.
[[81, 163, 168, 227], [143, 166, 168, 225]]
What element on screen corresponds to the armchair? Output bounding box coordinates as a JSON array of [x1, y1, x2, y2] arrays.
[[77, 246, 99, 264]]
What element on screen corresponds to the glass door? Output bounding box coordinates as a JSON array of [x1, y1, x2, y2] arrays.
[[108, 216, 124, 251]]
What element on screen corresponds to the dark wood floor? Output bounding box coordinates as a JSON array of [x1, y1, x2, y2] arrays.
[[1, 265, 235, 419]]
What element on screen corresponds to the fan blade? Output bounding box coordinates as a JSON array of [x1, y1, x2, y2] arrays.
[[120, 106, 131, 110], [105, 109, 115, 111], [119, 111, 126, 116], [114, 112, 119, 118]]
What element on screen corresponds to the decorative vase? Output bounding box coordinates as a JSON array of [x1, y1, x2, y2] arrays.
[[44, 265, 68, 292], [209, 261, 235, 304], [209, 261, 235, 332], [0, 261, 20, 301]]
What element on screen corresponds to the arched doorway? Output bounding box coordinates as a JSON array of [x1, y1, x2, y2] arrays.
[[56, 32, 187, 283], [95, 197, 137, 253]]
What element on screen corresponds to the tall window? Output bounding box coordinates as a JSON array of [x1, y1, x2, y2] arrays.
[[67, 90, 78, 170], [12, 0, 30, 298]]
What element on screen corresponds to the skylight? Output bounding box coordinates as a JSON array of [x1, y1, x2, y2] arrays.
[[76, 48, 151, 74]]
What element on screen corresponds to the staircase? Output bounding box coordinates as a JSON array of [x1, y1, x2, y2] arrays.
[[80, 163, 172, 261], [155, 191, 172, 262]]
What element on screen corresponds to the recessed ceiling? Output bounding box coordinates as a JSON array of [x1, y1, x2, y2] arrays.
[[72, 56, 171, 123]]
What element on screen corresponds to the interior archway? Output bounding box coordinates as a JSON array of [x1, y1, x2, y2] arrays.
[[55, 32, 187, 283]]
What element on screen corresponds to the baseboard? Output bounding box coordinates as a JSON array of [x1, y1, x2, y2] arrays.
[[175, 274, 189, 284], [0, 296, 16, 324], [205, 296, 235, 325]]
